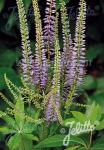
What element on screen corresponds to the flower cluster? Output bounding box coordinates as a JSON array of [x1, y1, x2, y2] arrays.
[[43, 0, 56, 60], [16, 0, 86, 123]]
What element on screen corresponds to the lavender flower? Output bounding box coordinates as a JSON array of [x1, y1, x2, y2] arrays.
[[32, 0, 48, 89], [43, 0, 56, 60], [46, 14, 61, 123], [67, 0, 86, 87], [65, 0, 86, 110], [34, 44, 48, 89], [46, 90, 60, 122]]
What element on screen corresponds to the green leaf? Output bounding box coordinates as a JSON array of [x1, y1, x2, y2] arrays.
[[0, 0, 5, 12], [23, 0, 31, 13], [14, 97, 24, 128], [90, 91, 104, 111], [3, 115, 16, 127], [71, 111, 85, 123], [67, 136, 87, 148], [86, 45, 101, 62], [21, 138, 33, 150], [23, 122, 36, 133], [96, 77, 104, 89], [34, 135, 87, 149], [5, 14, 17, 32], [91, 147, 104, 150], [0, 50, 17, 67], [49, 123, 59, 136], [92, 136, 104, 150], [77, 148, 87, 150], [85, 103, 102, 122], [96, 120, 104, 130], [64, 118, 76, 126], [22, 133, 39, 141], [83, 75, 97, 90], [0, 126, 14, 134], [65, 146, 80, 150], [0, 113, 18, 131], [34, 135, 65, 148], [7, 134, 21, 150], [65, 146, 87, 150], [0, 133, 4, 141], [63, 135, 87, 148]]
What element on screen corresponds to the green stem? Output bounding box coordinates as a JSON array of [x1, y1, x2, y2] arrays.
[[88, 131, 93, 150]]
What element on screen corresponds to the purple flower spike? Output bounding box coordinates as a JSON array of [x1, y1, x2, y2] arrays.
[[46, 90, 60, 123], [34, 46, 48, 89], [34, 49, 40, 85], [40, 48, 48, 89], [32, 0, 48, 90], [65, 49, 77, 87], [43, 0, 56, 60]]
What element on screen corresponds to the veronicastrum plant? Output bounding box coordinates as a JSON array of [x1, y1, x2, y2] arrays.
[[15, 0, 87, 123], [2, 0, 103, 150]]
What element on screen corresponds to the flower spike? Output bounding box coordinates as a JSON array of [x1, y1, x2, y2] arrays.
[[16, 0, 34, 83], [60, 0, 73, 100], [46, 13, 61, 123], [32, 0, 48, 89], [43, 0, 56, 61], [15, 0, 87, 123], [65, 0, 86, 111], [60, 0, 73, 73]]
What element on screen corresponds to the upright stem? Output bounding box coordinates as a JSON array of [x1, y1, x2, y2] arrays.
[[88, 131, 93, 149]]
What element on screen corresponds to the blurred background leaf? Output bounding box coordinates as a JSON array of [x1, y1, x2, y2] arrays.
[[0, 67, 21, 90], [23, 0, 31, 13], [0, 0, 5, 12], [83, 75, 97, 90], [0, 50, 17, 67]]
